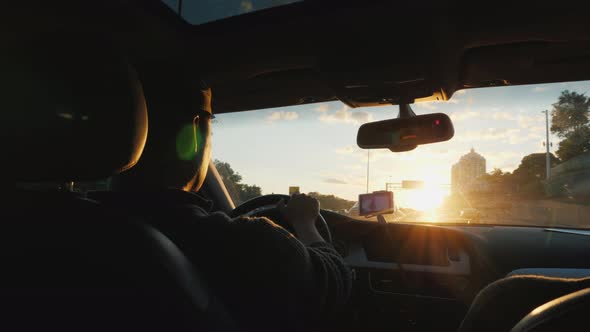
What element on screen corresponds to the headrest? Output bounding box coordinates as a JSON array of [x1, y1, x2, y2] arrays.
[[1, 32, 148, 182]]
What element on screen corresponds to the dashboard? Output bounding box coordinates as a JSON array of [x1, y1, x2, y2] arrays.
[[325, 211, 590, 332], [346, 224, 471, 299]]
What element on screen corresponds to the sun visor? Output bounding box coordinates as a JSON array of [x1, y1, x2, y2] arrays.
[[1, 32, 148, 182]]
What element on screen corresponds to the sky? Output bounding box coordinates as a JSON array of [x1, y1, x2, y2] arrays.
[[211, 80, 590, 203]]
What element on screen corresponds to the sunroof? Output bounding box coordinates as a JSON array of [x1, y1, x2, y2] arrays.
[[162, 0, 303, 25]]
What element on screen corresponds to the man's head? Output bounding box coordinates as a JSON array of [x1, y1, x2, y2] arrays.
[[178, 87, 213, 192], [113, 68, 213, 192]]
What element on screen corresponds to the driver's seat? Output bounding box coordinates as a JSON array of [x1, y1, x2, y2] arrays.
[[2, 191, 234, 331], [1, 25, 236, 331]]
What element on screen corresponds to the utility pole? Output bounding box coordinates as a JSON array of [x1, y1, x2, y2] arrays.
[[366, 150, 370, 193], [543, 110, 551, 179]]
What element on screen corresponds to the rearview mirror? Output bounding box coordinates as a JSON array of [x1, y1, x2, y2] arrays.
[[357, 113, 454, 152]]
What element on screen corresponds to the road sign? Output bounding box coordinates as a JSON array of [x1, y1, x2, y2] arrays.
[[402, 180, 424, 189], [289, 186, 300, 195]]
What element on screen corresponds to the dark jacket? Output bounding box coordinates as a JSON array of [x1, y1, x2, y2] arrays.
[[94, 190, 351, 331]]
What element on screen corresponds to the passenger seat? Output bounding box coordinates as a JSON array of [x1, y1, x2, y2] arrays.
[[458, 274, 590, 332]]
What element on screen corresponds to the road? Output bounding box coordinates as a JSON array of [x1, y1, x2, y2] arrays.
[[383, 200, 590, 229], [351, 198, 590, 229]]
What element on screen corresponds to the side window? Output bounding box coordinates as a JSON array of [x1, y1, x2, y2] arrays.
[[213, 159, 261, 205]]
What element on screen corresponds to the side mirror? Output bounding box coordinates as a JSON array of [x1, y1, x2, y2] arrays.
[[357, 113, 454, 152]]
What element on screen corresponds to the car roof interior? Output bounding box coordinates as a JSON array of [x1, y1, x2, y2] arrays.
[[17, 1, 590, 115], [48, 0, 587, 115]]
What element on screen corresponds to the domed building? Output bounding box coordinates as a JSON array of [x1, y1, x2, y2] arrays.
[[451, 148, 487, 193]]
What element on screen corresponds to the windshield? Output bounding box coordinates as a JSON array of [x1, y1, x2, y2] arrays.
[[212, 81, 590, 229]]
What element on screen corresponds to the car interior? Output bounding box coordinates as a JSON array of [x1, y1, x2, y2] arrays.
[[6, 0, 590, 331]]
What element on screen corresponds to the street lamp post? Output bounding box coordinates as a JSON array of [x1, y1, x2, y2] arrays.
[[543, 110, 551, 180], [366, 150, 370, 193]]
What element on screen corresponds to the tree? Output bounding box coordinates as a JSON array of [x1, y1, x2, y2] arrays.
[[487, 168, 509, 183], [239, 184, 263, 202], [490, 168, 503, 176], [477, 168, 514, 193], [551, 90, 590, 161], [550, 90, 590, 138], [214, 160, 242, 185], [555, 126, 590, 161], [511, 153, 560, 199], [214, 159, 262, 205], [478, 168, 507, 183], [512, 153, 560, 184]]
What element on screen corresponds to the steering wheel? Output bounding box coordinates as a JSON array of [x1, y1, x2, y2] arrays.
[[230, 194, 332, 243]]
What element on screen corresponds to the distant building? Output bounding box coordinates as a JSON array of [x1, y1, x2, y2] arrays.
[[451, 148, 486, 193]]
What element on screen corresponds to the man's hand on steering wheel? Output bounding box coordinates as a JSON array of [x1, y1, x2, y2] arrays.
[[230, 193, 332, 243], [277, 193, 325, 245]]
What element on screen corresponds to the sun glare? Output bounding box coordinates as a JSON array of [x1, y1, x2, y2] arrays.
[[400, 183, 446, 211]]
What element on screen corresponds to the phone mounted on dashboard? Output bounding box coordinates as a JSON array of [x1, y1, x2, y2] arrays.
[[359, 191, 394, 217]]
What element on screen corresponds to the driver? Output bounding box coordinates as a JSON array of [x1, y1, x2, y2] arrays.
[[106, 79, 351, 331]]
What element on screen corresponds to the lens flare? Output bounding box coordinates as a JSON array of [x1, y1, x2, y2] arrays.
[[176, 123, 197, 161]]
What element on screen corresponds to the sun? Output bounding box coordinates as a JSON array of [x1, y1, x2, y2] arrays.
[[403, 183, 446, 211]]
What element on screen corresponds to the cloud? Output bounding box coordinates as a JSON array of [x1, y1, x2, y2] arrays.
[[336, 146, 355, 154], [319, 106, 373, 124], [366, 148, 392, 162], [485, 151, 522, 171], [351, 111, 372, 123], [433, 148, 451, 154], [267, 111, 299, 122], [323, 178, 348, 184], [532, 86, 549, 93], [517, 114, 544, 129], [450, 110, 479, 122], [318, 170, 366, 187], [488, 112, 544, 129], [334, 145, 392, 164], [419, 102, 438, 110], [342, 164, 364, 170], [483, 128, 519, 140], [508, 133, 532, 145], [491, 112, 516, 121], [315, 104, 329, 113], [527, 126, 545, 141], [455, 128, 522, 143]]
